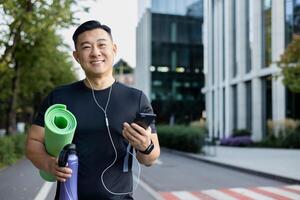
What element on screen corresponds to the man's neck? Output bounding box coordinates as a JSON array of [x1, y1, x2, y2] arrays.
[[84, 76, 115, 90]]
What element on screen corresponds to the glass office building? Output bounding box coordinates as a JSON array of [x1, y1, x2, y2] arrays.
[[203, 0, 300, 141], [136, 0, 204, 123]]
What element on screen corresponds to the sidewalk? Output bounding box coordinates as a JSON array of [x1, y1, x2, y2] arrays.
[[168, 146, 300, 184]]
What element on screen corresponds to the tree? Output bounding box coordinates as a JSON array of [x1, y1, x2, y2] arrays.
[[278, 35, 300, 93], [0, 0, 90, 134]]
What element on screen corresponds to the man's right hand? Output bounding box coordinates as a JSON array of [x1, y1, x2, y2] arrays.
[[26, 125, 73, 183], [49, 157, 72, 182]]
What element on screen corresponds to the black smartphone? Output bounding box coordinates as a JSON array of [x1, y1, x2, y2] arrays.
[[134, 112, 156, 129]]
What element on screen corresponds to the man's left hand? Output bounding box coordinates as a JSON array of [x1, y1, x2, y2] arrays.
[[122, 122, 151, 151]]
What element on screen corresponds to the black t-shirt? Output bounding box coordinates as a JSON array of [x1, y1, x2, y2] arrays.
[[33, 80, 156, 200]]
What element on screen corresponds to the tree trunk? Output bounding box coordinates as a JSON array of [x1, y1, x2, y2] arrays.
[[6, 59, 20, 135], [5, 25, 22, 135]]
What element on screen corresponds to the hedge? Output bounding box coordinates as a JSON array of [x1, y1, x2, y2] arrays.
[[157, 125, 206, 153], [0, 134, 26, 168]]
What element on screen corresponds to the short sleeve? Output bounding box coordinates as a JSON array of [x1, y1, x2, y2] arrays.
[[32, 91, 54, 127], [138, 92, 157, 133]]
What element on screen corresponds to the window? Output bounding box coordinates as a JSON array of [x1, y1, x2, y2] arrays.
[[263, 0, 272, 67], [246, 1, 253, 73], [232, 85, 238, 130], [285, 0, 300, 45], [262, 76, 272, 137], [246, 81, 252, 130], [170, 22, 177, 42]]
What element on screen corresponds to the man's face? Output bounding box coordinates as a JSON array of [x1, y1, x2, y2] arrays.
[[73, 28, 117, 78]]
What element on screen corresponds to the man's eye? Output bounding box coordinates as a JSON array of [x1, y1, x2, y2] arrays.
[[99, 44, 106, 48], [82, 46, 90, 49]]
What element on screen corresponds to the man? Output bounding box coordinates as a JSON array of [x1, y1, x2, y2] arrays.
[[26, 20, 160, 199]]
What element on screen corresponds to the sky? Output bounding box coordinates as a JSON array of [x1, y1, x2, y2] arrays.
[[60, 0, 138, 79]]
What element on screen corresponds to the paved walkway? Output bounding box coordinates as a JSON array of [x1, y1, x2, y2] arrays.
[[172, 146, 300, 183]]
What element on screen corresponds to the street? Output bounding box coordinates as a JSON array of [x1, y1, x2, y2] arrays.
[[0, 149, 299, 200]]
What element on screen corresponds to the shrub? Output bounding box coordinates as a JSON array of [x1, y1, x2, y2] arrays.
[[11, 134, 26, 156], [282, 130, 300, 148], [0, 134, 26, 167], [0, 137, 16, 165], [157, 125, 206, 153]]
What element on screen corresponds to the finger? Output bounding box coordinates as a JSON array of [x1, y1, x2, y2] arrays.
[[131, 123, 148, 135], [124, 125, 145, 142], [55, 166, 72, 177], [57, 166, 72, 174], [123, 129, 140, 144]]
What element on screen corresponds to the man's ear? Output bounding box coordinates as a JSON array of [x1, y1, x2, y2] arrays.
[[73, 51, 80, 63], [113, 43, 117, 56]]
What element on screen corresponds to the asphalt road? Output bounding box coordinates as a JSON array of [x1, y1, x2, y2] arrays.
[[0, 149, 289, 200]]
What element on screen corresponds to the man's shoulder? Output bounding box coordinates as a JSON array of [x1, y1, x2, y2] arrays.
[[115, 81, 142, 95], [52, 80, 82, 94]]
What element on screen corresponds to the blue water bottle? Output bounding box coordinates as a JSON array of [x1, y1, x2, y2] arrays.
[[58, 144, 78, 200]]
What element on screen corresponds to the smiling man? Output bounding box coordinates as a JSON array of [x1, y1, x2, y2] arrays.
[[26, 20, 160, 200]]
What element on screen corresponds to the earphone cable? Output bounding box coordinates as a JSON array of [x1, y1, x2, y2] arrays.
[[86, 78, 141, 195]]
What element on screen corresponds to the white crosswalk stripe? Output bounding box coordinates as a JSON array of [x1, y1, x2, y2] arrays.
[[201, 189, 237, 200], [230, 188, 274, 200], [259, 186, 300, 199], [172, 191, 200, 200], [285, 185, 300, 191], [160, 184, 300, 200]]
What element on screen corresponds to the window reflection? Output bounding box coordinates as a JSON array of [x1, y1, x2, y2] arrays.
[[263, 0, 272, 67]]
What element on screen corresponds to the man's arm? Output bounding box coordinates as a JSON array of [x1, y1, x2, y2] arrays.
[[136, 133, 160, 166], [25, 125, 72, 182], [122, 123, 160, 166]]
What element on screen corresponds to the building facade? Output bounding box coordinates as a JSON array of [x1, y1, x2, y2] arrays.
[[203, 0, 300, 141], [136, 0, 205, 123]]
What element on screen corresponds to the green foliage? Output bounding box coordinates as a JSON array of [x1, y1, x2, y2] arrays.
[[0, 0, 91, 132], [0, 134, 26, 167], [10, 134, 26, 156], [278, 36, 300, 93], [254, 129, 300, 149], [0, 136, 16, 166], [157, 125, 206, 153]]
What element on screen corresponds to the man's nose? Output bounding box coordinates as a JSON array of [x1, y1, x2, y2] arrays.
[[90, 46, 102, 57]]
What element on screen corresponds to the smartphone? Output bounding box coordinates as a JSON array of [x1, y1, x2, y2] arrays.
[[134, 112, 156, 129]]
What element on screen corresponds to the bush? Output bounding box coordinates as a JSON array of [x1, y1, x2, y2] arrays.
[[0, 137, 16, 166], [157, 125, 206, 153], [11, 134, 26, 156], [0, 134, 26, 167], [254, 134, 283, 148], [253, 130, 300, 149], [282, 130, 300, 148]]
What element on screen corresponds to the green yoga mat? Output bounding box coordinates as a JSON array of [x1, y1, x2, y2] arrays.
[[40, 104, 77, 182]]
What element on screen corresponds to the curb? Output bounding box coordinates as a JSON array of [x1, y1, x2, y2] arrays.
[[163, 148, 300, 184]]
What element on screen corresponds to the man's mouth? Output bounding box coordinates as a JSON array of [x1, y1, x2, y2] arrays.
[[90, 60, 104, 64]]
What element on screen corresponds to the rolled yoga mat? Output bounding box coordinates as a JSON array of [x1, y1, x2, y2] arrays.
[[40, 104, 77, 182]]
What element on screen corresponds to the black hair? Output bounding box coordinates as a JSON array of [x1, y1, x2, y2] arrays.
[[72, 20, 113, 49]]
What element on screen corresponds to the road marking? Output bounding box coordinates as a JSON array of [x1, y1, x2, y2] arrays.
[[285, 185, 300, 191], [259, 186, 300, 199], [202, 189, 237, 200], [135, 175, 164, 200], [160, 185, 300, 200], [230, 188, 273, 200], [172, 191, 199, 200], [221, 188, 254, 200], [34, 182, 55, 200], [251, 187, 291, 200]]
